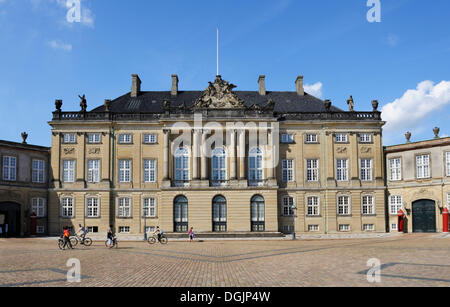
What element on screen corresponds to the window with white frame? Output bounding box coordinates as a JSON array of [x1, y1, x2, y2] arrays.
[[336, 159, 348, 181], [86, 197, 100, 218], [31, 198, 46, 217], [306, 159, 319, 182], [391, 223, 398, 231], [363, 224, 374, 231], [416, 154, 430, 179], [249, 147, 264, 185], [144, 159, 157, 183], [87, 159, 100, 183], [362, 195, 375, 215], [212, 148, 227, 183], [118, 134, 132, 144], [2, 156, 17, 181], [282, 196, 294, 216], [360, 159, 373, 181], [87, 226, 98, 233], [446, 152, 450, 176], [145, 226, 155, 233], [282, 159, 294, 182], [337, 196, 350, 215], [308, 225, 319, 232], [63, 160, 75, 183], [117, 197, 131, 217], [118, 226, 130, 233], [119, 160, 131, 183], [174, 147, 190, 182], [335, 133, 348, 143], [281, 134, 294, 143], [87, 133, 101, 144], [307, 196, 320, 216], [389, 195, 403, 215], [61, 197, 74, 218], [305, 134, 318, 143], [36, 226, 45, 234], [389, 158, 402, 181], [143, 198, 156, 218], [359, 133, 372, 143], [447, 193, 450, 208], [339, 224, 350, 232], [144, 134, 157, 144], [32, 159, 45, 183], [63, 133, 76, 144]]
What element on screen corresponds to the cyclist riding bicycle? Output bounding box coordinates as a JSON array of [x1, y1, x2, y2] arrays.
[[77, 224, 87, 243], [153, 226, 163, 242]]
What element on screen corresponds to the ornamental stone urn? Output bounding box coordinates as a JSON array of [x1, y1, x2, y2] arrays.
[[324, 99, 332, 112], [372, 100, 379, 112], [55, 99, 63, 111], [104, 99, 111, 112], [405, 131, 412, 143], [433, 127, 440, 139], [21, 132, 28, 144]]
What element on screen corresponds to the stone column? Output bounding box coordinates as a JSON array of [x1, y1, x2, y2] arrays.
[[163, 129, 170, 181], [201, 130, 209, 180], [238, 129, 246, 180], [192, 129, 199, 180], [230, 129, 237, 180], [267, 128, 274, 179]]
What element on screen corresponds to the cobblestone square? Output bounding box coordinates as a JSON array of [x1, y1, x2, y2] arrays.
[[0, 234, 449, 287]]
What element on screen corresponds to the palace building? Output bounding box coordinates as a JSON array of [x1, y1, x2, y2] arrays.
[[47, 74, 386, 236]]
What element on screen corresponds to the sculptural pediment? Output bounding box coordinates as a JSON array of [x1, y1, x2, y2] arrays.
[[194, 75, 245, 109]]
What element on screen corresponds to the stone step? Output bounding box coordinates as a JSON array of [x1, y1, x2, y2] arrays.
[[164, 232, 285, 239]]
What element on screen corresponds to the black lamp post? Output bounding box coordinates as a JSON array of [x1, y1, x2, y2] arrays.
[[143, 215, 147, 241], [291, 204, 297, 240]]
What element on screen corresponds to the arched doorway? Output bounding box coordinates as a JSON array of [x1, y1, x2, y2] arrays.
[[251, 195, 265, 232], [0, 202, 21, 237], [174, 195, 188, 232], [212, 195, 227, 232], [412, 199, 436, 233]]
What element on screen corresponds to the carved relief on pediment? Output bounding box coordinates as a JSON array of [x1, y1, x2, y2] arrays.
[[336, 147, 347, 154], [194, 75, 245, 109], [361, 147, 372, 153], [88, 148, 101, 155], [63, 148, 75, 155]]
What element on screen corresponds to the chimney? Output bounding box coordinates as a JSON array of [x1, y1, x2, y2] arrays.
[[258, 75, 266, 96], [171, 74, 179, 96], [296, 76, 304, 96], [131, 74, 141, 98]]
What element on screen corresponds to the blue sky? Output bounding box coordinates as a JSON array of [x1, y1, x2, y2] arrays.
[[0, 0, 449, 147]]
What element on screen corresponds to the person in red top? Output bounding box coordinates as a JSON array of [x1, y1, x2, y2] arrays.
[[62, 226, 73, 250]]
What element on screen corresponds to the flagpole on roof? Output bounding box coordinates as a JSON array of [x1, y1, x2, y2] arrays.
[[217, 28, 219, 76]]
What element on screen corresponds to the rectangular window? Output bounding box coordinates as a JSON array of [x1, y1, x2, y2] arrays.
[[118, 134, 132, 144], [308, 225, 319, 232], [144, 134, 157, 144], [87, 226, 99, 233], [389, 195, 403, 215], [359, 133, 372, 143], [63, 160, 75, 183], [118, 226, 130, 233], [305, 134, 318, 143], [335, 133, 348, 143], [281, 134, 294, 144], [36, 226, 45, 234], [87, 133, 101, 144], [306, 159, 319, 182], [145, 226, 155, 233], [2, 156, 17, 181], [339, 224, 350, 232], [447, 193, 450, 207], [143, 198, 156, 217], [118, 198, 131, 217], [87, 159, 100, 183], [31, 198, 46, 217], [61, 198, 74, 218], [307, 196, 320, 216], [362, 195, 375, 215], [283, 196, 294, 216], [32, 159, 45, 183], [282, 159, 294, 182], [360, 159, 373, 181], [391, 224, 398, 231], [363, 224, 375, 231], [119, 160, 131, 183], [416, 154, 430, 179], [336, 159, 349, 181], [144, 159, 157, 183], [389, 158, 402, 181], [446, 152, 450, 176], [86, 197, 99, 218], [337, 196, 350, 215], [63, 133, 76, 144]]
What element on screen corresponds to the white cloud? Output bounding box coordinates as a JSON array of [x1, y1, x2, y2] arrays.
[[47, 40, 72, 51], [304, 82, 323, 98], [381, 80, 450, 132]]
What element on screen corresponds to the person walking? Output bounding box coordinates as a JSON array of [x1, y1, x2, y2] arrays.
[[62, 226, 73, 250], [107, 225, 114, 248], [188, 227, 195, 242]]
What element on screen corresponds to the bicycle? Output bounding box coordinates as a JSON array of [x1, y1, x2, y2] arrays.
[[105, 236, 118, 248], [58, 235, 74, 250], [148, 233, 168, 245], [70, 234, 93, 247]]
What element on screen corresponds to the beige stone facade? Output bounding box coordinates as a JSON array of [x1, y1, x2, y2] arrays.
[[385, 136, 450, 233], [0, 140, 50, 236], [47, 74, 387, 236]]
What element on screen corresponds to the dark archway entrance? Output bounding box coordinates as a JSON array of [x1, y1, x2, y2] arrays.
[[0, 202, 21, 237], [412, 200, 436, 233]]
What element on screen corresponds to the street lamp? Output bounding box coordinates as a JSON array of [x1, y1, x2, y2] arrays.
[[291, 204, 297, 240], [143, 215, 147, 241]]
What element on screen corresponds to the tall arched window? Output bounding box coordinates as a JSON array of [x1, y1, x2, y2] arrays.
[[212, 147, 227, 186], [174, 195, 188, 232], [212, 195, 227, 232], [249, 147, 264, 186], [174, 147, 190, 187], [251, 195, 265, 232]]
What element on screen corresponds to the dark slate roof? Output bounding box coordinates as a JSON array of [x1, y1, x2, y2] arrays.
[[90, 91, 343, 113]]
